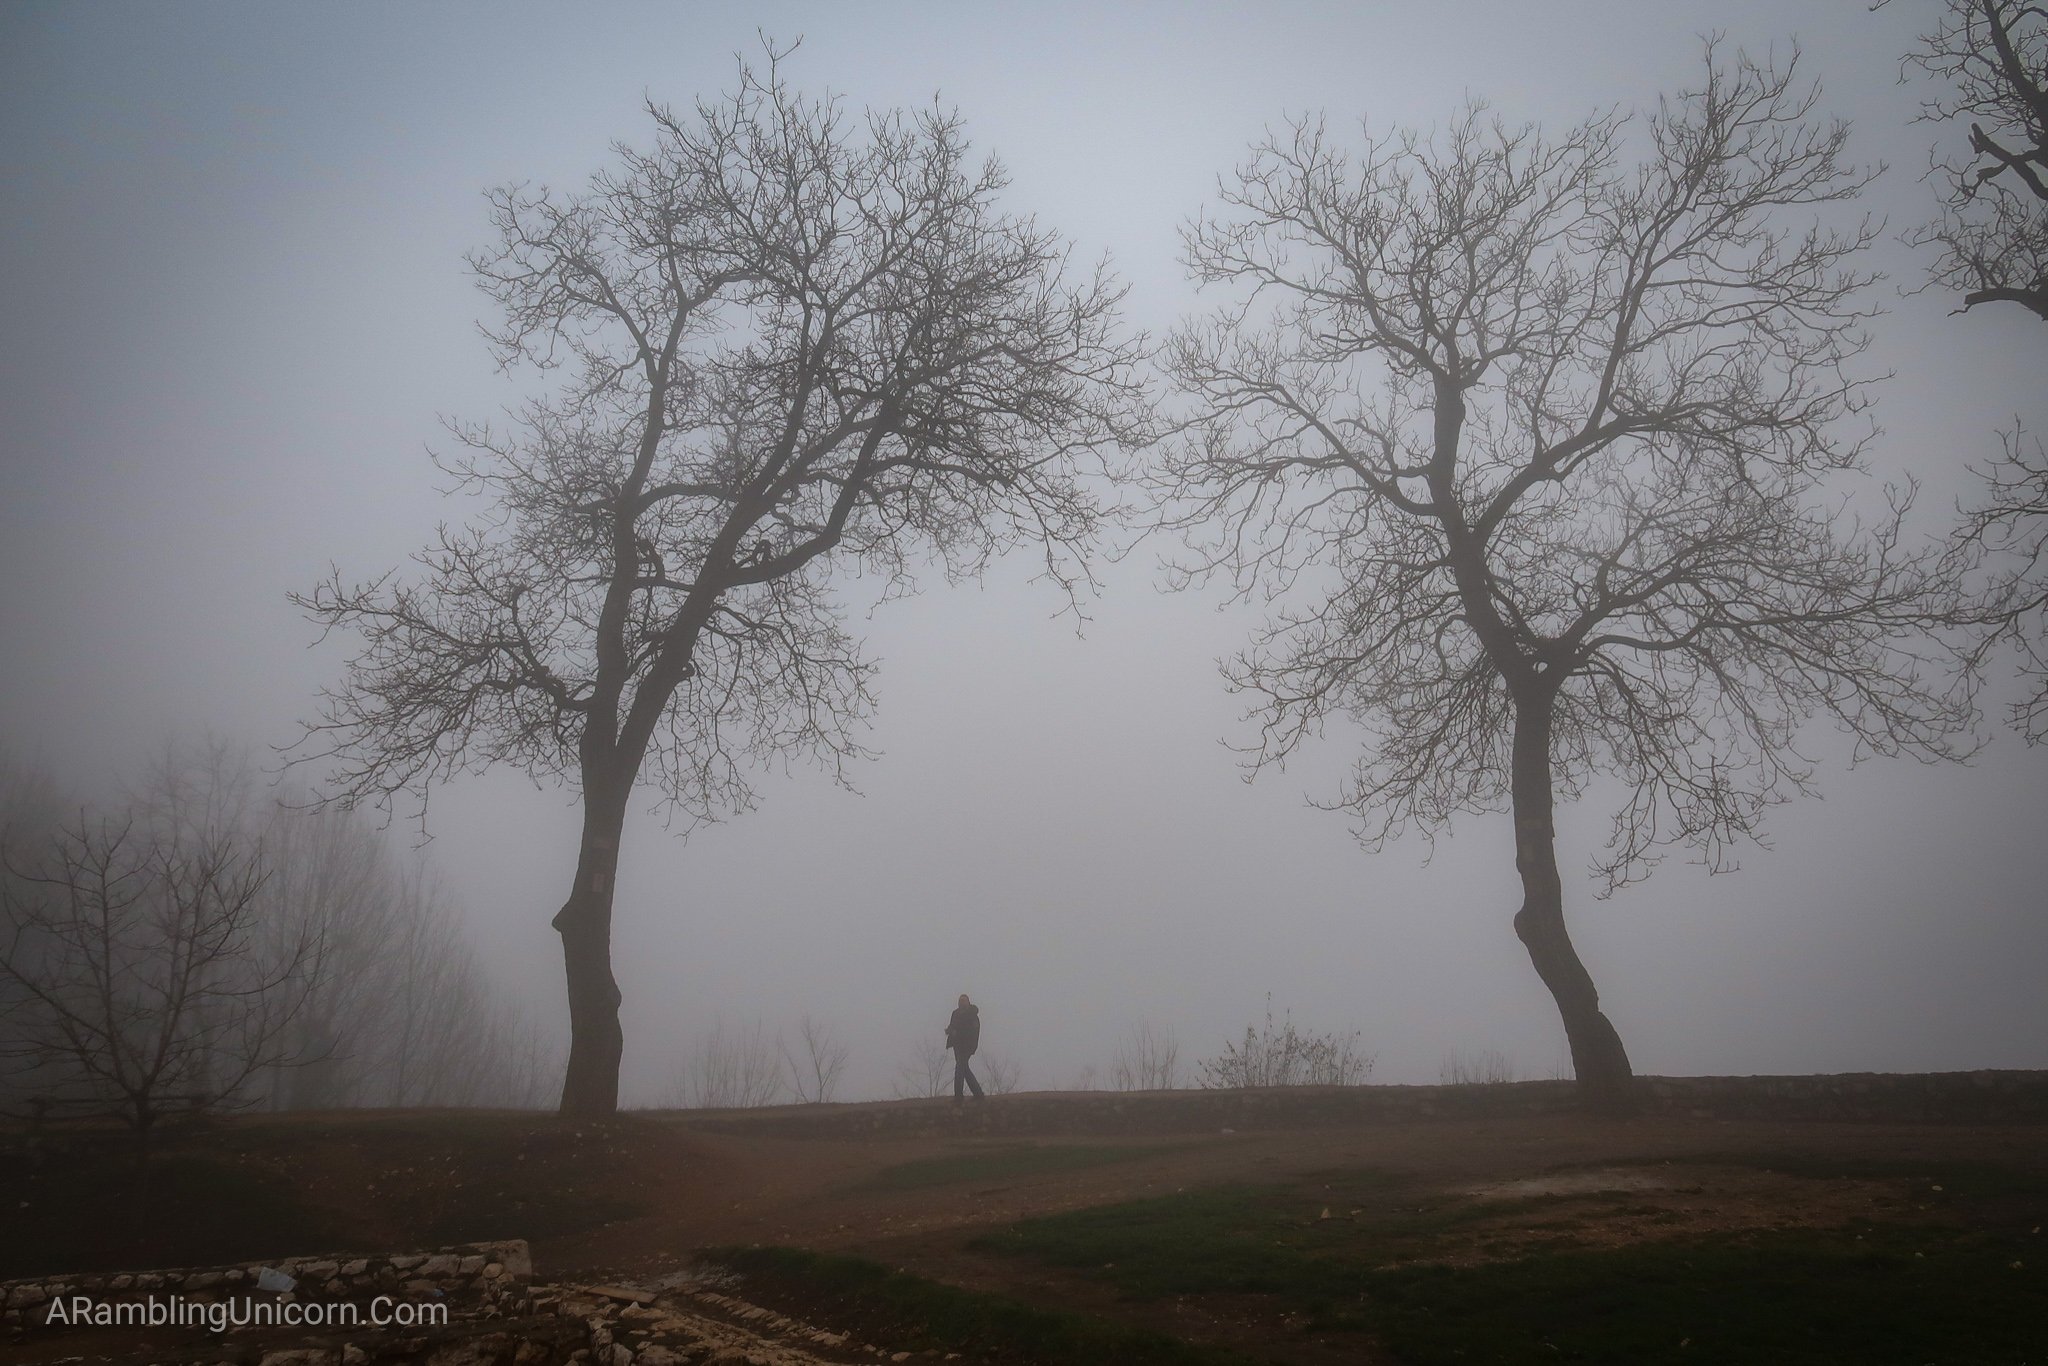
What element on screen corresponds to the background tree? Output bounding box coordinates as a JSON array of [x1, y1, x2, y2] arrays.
[[1903, 0, 2048, 738], [0, 814, 315, 1160], [295, 49, 1147, 1115], [1110, 1021, 1181, 1091], [780, 1012, 848, 1104], [671, 1017, 783, 1109], [1159, 49, 1973, 1111], [126, 739, 559, 1112]]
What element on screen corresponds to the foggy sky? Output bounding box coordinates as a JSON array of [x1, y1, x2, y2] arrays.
[[3, 0, 2044, 1103]]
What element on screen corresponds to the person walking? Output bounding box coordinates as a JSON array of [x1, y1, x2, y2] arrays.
[[945, 993, 984, 1100]]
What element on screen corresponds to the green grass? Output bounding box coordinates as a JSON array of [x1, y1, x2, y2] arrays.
[[1365, 1225, 2048, 1365], [971, 1162, 2048, 1364], [968, 1168, 1505, 1303], [1608, 1149, 2048, 1207], [702, 1245, 1255, 1366], [862, 1142, 1180, 1191]]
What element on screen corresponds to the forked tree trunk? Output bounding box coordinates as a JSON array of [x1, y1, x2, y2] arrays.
[[555, 779, 630, 1116], [1508, 700, 1637, 1114]]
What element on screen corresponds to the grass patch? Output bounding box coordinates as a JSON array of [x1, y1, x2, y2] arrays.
[[974, 1165, 2048, 1364], [1615, 1150, 2048, 1207], [863, 1142, 1179, 1192], [1363, 1225, 2048, 1365], [703, 1245, 1252, 1366], [969, 1169, 1465, 1304]]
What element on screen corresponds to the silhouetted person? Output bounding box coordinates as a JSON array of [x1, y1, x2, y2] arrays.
[[945, 993, 984, 1100]]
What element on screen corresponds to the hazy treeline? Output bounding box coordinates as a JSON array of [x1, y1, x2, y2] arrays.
[[0, 741, 557, 1133], [657, 1009, 1384, 1109]]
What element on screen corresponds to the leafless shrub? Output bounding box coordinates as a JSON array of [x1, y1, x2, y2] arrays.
[[891, 1035, 951, 1100], [1440, 1049, 1520, 1087], [981, 1050, 1023, 1095], [1196, 997, 1373, 1089], [674, 1019, 783, 1109], [1111, 1022, 1181, 1091], [780, 1013, 848, 1104]]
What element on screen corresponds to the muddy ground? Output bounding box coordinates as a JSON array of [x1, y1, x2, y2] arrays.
[[7, 1098, 2045, 1363]]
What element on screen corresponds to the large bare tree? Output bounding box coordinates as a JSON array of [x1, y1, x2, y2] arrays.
[[1904, 0, 2048, 320], [295, 51, 1146, 1115], [1903, 0, 2048, 738], [1159, 49, 1973, 1110]]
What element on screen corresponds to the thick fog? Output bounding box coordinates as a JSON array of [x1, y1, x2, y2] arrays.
[[3, 0, 2044, 1105]]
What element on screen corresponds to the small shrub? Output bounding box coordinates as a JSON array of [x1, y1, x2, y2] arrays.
[[1196, 997, 1371, 1088], [982, 1050, 1024, 1095], [892, 1035, 950, 1099]]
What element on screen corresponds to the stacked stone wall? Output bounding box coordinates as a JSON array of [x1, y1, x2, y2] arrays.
[[1, 1238, 532, 1334]]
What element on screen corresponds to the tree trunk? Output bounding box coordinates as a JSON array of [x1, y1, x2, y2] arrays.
[[1508, 700, 1637, 1114], [554, 780, 629, 1116]]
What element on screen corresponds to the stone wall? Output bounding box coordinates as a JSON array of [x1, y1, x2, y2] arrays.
[[1, 1238, 533, 1335], [1643, 1069, 2048, 1123], [676, 1068, 2048, 1138]]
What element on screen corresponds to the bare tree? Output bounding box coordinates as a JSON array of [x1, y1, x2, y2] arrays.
[[0, 749, 68, 1117], [1160, 48, 1974, 1111], [1901, 2, 2048, 737], [132, 740, 558, 1112], [250, 802, 386, 1109], [0, 750, 63, 852], [674, 1018, 784, 1109], [294, 45, 1146, 1116], [780, 1012, 848, 1103], [0, 815, 316, 1159], [370, 866, 532, 1108], [980, 1049, 1023, 1095], [892, 1033, 951, 1099], [1904, 0, 2048, 319], [1949, 425, 2048, 738], [1111, 1021, 1180, 1091]]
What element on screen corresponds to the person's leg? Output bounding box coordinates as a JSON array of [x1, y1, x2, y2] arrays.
[[964, 1055, 984, 1098], [954, 1049, 968, 1099]]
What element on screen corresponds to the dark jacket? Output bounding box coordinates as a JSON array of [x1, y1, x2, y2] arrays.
[[945, 1003, 980, 1056]]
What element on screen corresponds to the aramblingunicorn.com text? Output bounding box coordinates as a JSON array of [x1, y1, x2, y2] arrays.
[[42, 1294, 449, 1332]]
